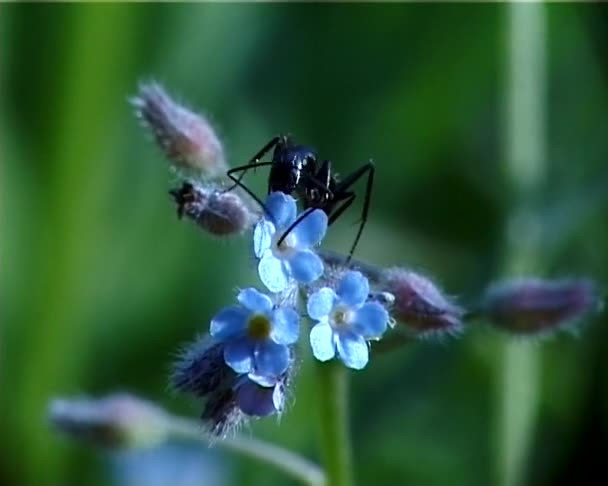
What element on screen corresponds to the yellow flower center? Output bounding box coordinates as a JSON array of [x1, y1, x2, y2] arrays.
[[247, 314, 271, 339]]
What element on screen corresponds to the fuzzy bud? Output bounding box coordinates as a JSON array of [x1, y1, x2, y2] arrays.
[[379, 267, 463, 338], [131, 82, 227, 178], [49, 394, 169, 449], [480, 278, 601, 336], [171, 336, 294, 437], [170, 182, 260, 237]]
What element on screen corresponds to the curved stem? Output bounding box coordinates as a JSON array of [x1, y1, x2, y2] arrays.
[[314, 360, 353, 486], [168, 416, 326, 486]]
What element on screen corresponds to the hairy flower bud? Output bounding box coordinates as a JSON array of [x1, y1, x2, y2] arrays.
[[171, 335, 295, 437], [480, 277, 601, 335], [170, 182, 260, 237], [379, 267, 463, 338], [131, 82, 227, 178], [49, 394, 169, 449]]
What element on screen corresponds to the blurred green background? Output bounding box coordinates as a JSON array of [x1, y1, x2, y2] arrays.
[[2, 3, 607, 486]]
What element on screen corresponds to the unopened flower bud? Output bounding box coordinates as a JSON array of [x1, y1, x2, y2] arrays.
[[170, 182, 260, 237], [131, 82, 227, 178], [379, 267, 463, 338], [49, 394, 169, 449], [480, 277, 601, 335]]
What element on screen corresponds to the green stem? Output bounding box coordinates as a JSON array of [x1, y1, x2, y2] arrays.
[[315, 360, 353, 486], [497, 3, 547, 486], [168, 416, 326, 486]]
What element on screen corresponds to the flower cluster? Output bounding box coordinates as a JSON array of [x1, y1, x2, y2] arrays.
[[133, 82, 601, 436], [170, 190, 393, 434]]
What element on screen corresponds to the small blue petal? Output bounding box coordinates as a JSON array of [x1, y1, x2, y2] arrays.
[[254, 340, 290, 377], [293, 209, 328, 247], [224, 338, 254, 373], [307, 287, 337, 321], [238, 288, 273, 314], [287, 250, 324, 284], [335, 331, 369, 370], [270, 307, 300, 345], [309, 322, 336, 362], [253, 220, 275, 258], [352, 302, 389, 339], [210, 306, 249, 341], [236, 380, 276, 417], [258, 252, 289, 292], [265, 192, 296, 230], [337, 271, 369, 308]]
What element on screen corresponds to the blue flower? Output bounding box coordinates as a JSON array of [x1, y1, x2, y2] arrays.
[[235, 373, 287, 417], [253, 192, 328, 292], [307, 271, 389, 370], [210, 288, 299, 377]]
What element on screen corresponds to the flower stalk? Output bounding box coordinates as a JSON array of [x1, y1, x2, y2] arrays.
[[315, 360, 353, 486]]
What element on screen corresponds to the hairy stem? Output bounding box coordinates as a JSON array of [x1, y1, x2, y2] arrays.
[[315, 360, 353, 486]]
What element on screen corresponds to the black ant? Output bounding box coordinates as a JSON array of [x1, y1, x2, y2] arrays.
[[225, 135, 375, 260]]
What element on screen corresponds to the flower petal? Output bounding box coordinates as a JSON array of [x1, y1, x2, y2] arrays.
[[265, 192, 296, 230], [309, 322, 336, 362], [247, 372, 277, 387], [270, 307, 300, 345], [258, 252, 289, 292], [253, 220, 274, 258], [337, 271, 369, 307], [307, 287, 337, 321], [236, 379, 276, 417], [238, 288, 273, 314], [272, 382, 285, 412], [224, 338, 253, 373], [335, 331, 369, 370], [293, 209, 328, 247], [209, 306, 249, 341], [287, 250, 323, 284], [351, 302, 389, 339], [253, 340, 290, 377]]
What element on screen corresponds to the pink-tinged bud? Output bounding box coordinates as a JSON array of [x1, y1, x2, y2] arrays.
[[481, 278, 601, 335], [170, 182, 260, 237], [380, 267, 463, 338], [131, 82, 227, 178], [49, 394, 169, 449]]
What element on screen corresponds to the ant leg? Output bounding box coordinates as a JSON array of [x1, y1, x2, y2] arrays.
[[226, 161, 276, 219], [331, 162, 375, 260], [327, 192, 355, 226], [225, 136, 280, 192], [276, 207, 318, 247]]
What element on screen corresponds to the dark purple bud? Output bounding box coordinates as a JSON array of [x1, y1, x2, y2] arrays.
[[171, 336, 245, 436], [169, 182, 259, 237], [171, 337, 237, 398], [131, 82, 227, 178], [49, 394, 169, 449], [380, 267, 464, 338], [481, 278, 601, 335], [200, 388, 244, 438]]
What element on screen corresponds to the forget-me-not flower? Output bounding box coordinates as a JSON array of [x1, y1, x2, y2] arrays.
[[308, 271, 389, 369], [210, 288, 299, 377], [253, 192, 328, 292]]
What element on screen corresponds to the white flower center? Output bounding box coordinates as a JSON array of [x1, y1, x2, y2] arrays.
[[271, 231, 297, 258], [329, 305, 353, 329]]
